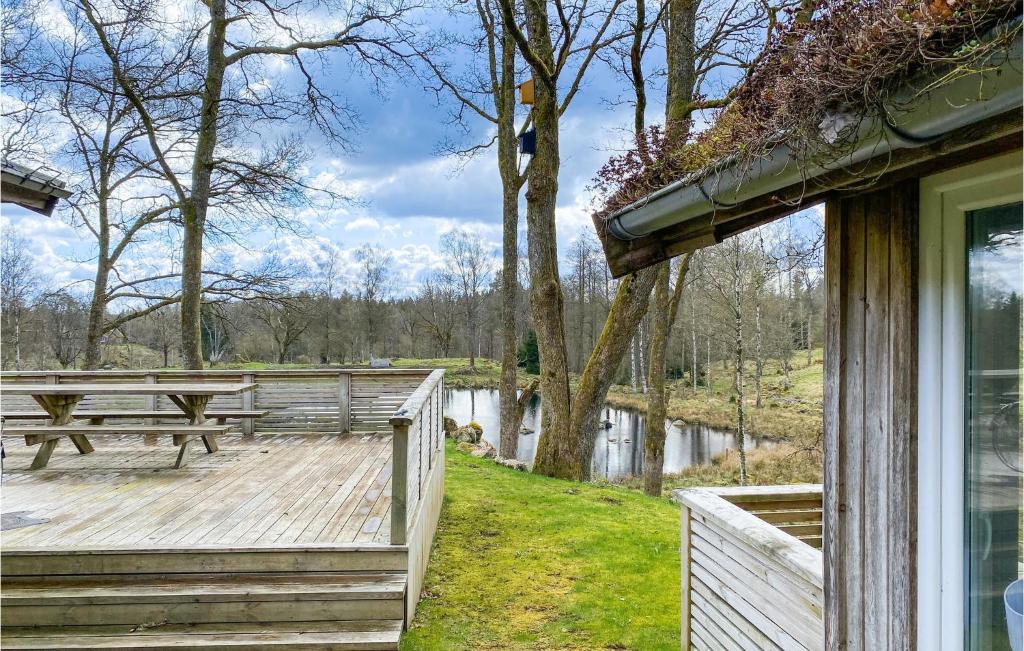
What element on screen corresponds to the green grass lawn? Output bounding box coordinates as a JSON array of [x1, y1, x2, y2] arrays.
[[401, 442, 681, 650]]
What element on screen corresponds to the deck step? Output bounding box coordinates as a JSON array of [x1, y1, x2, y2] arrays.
[[1, 547, 408, 576], [2, 572, 406, 627], [0, 620, 403, 650]]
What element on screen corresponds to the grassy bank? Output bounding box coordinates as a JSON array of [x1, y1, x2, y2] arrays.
[[611, 443, 823, 496], [401, 441, 681, 650], [604, 350, 823, 446]]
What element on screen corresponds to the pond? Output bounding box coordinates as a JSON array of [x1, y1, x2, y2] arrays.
[[443, 388, 774, 481]]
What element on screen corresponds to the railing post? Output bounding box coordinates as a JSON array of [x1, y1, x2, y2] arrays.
[[144, 373, 157, 425], [242, 373, 255, 435], [391, 421, 409, 545], [45, 373, 58, 385], [681, 504, 692, 650], [337, 372, 351, 434]]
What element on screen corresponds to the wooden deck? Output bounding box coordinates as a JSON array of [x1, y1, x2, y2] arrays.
[[1, 432, 394, 548], [0, 368, 446, 649]]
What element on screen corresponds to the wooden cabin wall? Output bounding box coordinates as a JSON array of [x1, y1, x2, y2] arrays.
[[823, 180, 918, 650]]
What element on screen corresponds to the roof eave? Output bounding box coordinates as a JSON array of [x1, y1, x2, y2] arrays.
[[599, 33, 1023, 272]]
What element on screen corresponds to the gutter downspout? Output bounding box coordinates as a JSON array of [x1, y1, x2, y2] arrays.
[[606, 33, 1023, 240]]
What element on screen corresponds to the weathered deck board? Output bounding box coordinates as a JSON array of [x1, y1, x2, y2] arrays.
[[0, 433, 392, 548]]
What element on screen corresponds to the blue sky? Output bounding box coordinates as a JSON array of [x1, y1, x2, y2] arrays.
[[0, 1, 752, 299]]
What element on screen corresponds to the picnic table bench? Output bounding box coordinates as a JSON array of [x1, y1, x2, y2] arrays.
[[1, 409, 270, 424], [0, 383, 258, 470]]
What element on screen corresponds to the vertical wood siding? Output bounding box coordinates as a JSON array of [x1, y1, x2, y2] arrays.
[[824, 181, 918, 650]]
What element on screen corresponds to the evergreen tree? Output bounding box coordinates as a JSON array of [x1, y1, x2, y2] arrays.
[[518, 330, 540, 375]]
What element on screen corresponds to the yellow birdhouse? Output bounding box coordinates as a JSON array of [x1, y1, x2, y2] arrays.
[[518, 79, 535, 105]]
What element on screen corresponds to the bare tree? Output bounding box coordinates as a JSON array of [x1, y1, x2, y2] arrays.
[[49, 22, 177, 369], [79, 0, 418, 369], [414, 0, 532, 458], [703, 234, 761, 484], [1, 235, 41, 370], [250, 296, 316, 364], [315, 246, 344, 364], [440, 229, 494, 369], [37, 289, 88, 368], [495, 0, 675, 480], [415, 275, 459, 357], [6, 3, 331, 368], [354, 244, 393, 359]]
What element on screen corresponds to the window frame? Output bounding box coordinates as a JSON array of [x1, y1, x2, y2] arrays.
[[917, 151, 1023, 650]]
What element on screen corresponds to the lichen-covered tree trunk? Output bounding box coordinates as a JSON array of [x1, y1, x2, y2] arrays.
[[181, 0, 229, 370], [644, 264, 671, 495], [497, 27, 525, 460], [82, 165, 113, 370], [572, 266, 659, 481], [82, 222, 111, 370], [664, 0, 697, 144], [641, 0, 698, 495], [643, 255, 690, 496], [519, 0, 576, 479]]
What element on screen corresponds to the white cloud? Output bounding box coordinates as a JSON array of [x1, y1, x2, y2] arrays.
[[343, 217, 381, 231]]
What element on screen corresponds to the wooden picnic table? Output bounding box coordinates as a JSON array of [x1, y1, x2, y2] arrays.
[[0, 382, 257, 469]]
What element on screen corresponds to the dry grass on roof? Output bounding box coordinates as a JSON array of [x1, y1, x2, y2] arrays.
[[593, 0, 1022, 221]]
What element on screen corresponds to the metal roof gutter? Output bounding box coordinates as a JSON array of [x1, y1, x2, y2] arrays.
[[606, 32, 1023, 240]]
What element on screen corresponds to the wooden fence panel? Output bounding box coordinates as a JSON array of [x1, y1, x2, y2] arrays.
[[675, 486, 824, 651], [0, 368, 431, 434]]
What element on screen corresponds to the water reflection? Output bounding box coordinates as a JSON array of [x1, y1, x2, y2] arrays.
[[443, 388, 774, 481]]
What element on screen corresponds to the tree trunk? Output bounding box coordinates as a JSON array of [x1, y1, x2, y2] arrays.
[[754, 300, 764, 408], [572, 266, 659, 481], [180, 205, 206, 368], [630, 336, 639, 392], [82, 184, 112, 371], [82, 259, 110, 370], [664, 0, 697, 144], [637, 322, 648, 393], [497, 22, 527, 460], [732, 258, 748, 485], [466, 295, 478, 369], [705, 315, 712, 397], [180, 0, 229, 370], [521, 0, 576, 480], [14, 316, 22, 370], [644, 255, 690, 496], [690, 290, 698, 395]]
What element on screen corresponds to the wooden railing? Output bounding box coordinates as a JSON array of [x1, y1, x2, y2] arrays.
[[674, 485, 824, 651], [389, 368, 446, 621], [0, 368, 431, 434]]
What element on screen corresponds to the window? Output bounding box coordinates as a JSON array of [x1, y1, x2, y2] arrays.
[[964, 203, 1022, 651], [919, 153, 1023, 650]]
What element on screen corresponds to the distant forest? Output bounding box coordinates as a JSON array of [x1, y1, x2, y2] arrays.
[[1, 211, 823, 389]]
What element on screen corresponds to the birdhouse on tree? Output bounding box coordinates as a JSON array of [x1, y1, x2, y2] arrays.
[[518, 79, 534, 105]]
